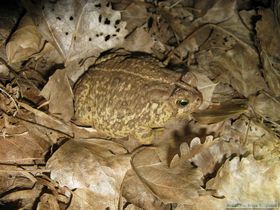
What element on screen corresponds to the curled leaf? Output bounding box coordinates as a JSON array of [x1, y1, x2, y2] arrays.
[[207, 156, 280, 207], [6, 15, 45, 63], [131, 147, 203, 205]]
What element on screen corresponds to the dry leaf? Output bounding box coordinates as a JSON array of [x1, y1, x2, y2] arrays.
[[188, 136, 244, 175], [175, 195, 226, 210], [131, 147, 203, 205], [0, 114, 49, 164], [170, 0, 268, 97], [192, 100, 248, 124], [121, 2, 149, 33], [68, 188, 114, 210], [0, 185, 43, 210], [18, 102, 73, 142], [37, 193, 60, 210], [230, 116, 280, 161], [207, 155, 280, 208], [249, 92, 280, 122], [47, 139, 131, 209], [40, 69, 74, 122], [158, 1, 194, 41], [256, 8, 280, 97], [124, 26, 156, 54], [24, 0, 128, 63], [6, 14, 44, 63], [122, 169, 171, 210], [0, 64, 9, 77], [189, 71, 217, 110]]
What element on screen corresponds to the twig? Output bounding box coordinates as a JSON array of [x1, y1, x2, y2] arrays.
[[0, 169, 50, 173]]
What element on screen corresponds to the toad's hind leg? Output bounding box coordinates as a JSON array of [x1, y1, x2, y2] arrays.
[[132, 128, 164, 144]]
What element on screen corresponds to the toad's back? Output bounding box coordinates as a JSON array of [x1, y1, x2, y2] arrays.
[[74, 55, 202, 140]]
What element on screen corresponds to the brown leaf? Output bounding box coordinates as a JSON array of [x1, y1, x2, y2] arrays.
[[19, 102, 73, 140], [229, 116, 280, 161], [192, 100, 248, 124], [121, 2, 149, 33], [206, 155, 280, 207], [0, 114, 49, 164], [188, 71, 217, 110], [188, 136, 244, 175], [249, 92, 280, 122], [6, 14, 45, 63], [68, 188, 119, 210], [169, 0, 268, 97], [0, 186, 42, 210], [40, 69, 74, 122], [256, 8, 280, 97], [175, 195, 226, 210], [24, 0, 128, 63], [37, 193, 60, 210], [131, 147, 203, 205], [124, 26, 157, 54], [47, 139, 131, 209], [122, 169, 171, 210]]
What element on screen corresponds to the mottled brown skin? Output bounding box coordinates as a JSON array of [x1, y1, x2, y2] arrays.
[[74, 54, 202, 143]]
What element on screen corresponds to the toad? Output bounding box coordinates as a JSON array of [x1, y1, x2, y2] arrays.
[[74, 53, 202, 143]]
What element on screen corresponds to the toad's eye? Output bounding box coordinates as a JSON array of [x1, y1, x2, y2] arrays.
[[176, 99, 189, 107]]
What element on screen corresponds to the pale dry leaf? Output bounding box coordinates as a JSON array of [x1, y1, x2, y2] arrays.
[[0, 115, 49, 164], [249, 92, 280, 122], [0, 186, 43, 210], [256, 9, 280, 97], [189, 71, 217, 110], [24, 0, 128, 63], [40, 69, 74, 122], [192, 100, 248, 124], [189, 136, 244, 175], [175, 195, 226, 210], [230, 116, 280, 161], [36, 193, 60, 210], [68, 188, 119, 210], [206, 155, 280, 207], [122, 169, 171, 210], [194, 0, 253, 46], [6, 14, 45, 63], [24, 42, 64, 76], [47, 139, 131, 209], [0, 64, 9, 77], [158, 1, 194, 41], [124, 26, 156, 54], [195, 30, 267, 97], [121, 2, 149, 33], [19, 102, 73, 141], [131, 147, 203, 205], [211, 82, 242, 103], [170, 0, 268, 97], [0, 165, 36, 195]]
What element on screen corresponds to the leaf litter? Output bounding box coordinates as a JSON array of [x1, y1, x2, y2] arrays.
[[0, 0, 280, 209]]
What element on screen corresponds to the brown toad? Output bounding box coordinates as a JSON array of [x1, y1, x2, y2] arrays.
[[74, 54, 202, 143]]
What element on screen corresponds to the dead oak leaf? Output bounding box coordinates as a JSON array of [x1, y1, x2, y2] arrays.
[[122, 169, 171, 210], [40, 69, 74, 122], [131, 147, 204, 205], [6, 14, 45, 64], [23, 0, 128, 63], [256, 8, 280, 97], [47, 139, 131, 209], [206, 155, 280, 206]]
